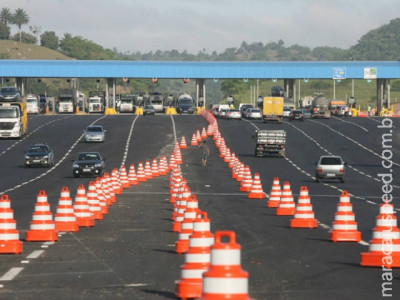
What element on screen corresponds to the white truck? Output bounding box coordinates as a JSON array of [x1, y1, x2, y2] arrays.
[[88, 91, 106, 113], [26, 94, 40, 114], [254, 130, 286, 157], [58, 89, 77, 113]]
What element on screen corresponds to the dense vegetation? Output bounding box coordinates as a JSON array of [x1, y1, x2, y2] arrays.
[[1, 7, 400, 106]]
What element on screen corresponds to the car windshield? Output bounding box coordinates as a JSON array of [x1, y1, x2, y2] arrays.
[[320, 157, 342, 165], [29, 145, 48, 153], [87, 127, 103, 132], [1, 88, 16, 94], [145, 106, 154, 109], [78, 153, 100, 161]]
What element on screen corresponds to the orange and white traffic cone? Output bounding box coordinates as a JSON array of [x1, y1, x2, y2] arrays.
[[223, 148, 231, 163], [276, 181, 296, 216], [136, 162, 147, 182], [144, 160, 153, 180], [151, 158, 160, 177], [240, 166, 253, 192], [128, 164, 138, 185], [361, 201, 400, 267], [236, 163, 245, 182], [0, 195, 22, 254], [95, 178, 109, 215], [54, 187, 79, 232], [248, 173, 266, 199], [191, 133, 198, 146], [111, 168, 122, 195], [87, 181, 103, 220], [175, 197, 199, 254], [180, 136, 188, 149], [200, 231, 252, 299], [119, 165, 130, 189], [201, 127, 207, 139], [175, 212, 214, 299], [267, 177, 281, 208], [329, 191, 361, 242], [290, 186, 318, 228], [73, 185, 95, 227], [207, 124, 213, 136], [26, 190, 58, 242], [196, 130, 202, 142]]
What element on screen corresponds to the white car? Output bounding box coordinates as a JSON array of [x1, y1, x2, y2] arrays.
[[225, 109, 241, 120], [247, 108, 262, 119], [283, 108, 291, 118], [84, 125, 106, 143]]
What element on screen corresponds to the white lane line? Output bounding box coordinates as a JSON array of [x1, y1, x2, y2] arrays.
[[331, 116, 369, 132], [26, 250, 45, 259], [366, 200, 376, 205], [308, 119, 400, 167], [359, 240, 370, 246], [0, 268, 24, 281], [120, 115, 139, 167], [319, 223, 331, 229], [125, 283, 149, 287]]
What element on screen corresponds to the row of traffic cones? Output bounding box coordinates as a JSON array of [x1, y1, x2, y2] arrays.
[[0, 154, 175, 254], [265, 177, 400, 267], [170, 119, 253, 299]]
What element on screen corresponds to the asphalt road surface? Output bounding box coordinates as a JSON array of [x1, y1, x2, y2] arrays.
[[0, 112, 399, 299]]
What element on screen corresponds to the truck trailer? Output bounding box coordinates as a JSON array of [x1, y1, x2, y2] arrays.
[[254, 130, 286, 157], [262, 97, 284, 123]]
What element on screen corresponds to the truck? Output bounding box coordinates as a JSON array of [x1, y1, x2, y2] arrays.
[[58, 89, 77, 113], [26, 94, 40, 114], [88, 91, 106, 113], [262, 96, 284, 123], [0, 100, 28, 138], [176, 93, 195, 114], [148, 92, 164, 113], [311, 96, 331, 119], [254, 130, 286, 157], [119, 95, 135, 113]]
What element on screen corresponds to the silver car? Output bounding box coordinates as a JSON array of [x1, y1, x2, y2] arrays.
[[315, 155, 346, 183], [84, 125, 106, 143]]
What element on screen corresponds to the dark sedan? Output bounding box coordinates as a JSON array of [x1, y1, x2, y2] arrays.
[[72, 152, 105, 178], [24, 143, 54, 167], [289, 109, 304, 121]]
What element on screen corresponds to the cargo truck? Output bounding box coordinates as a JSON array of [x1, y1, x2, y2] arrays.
[[254, 130, 286, 157], [0, 99, 28, 138], [58, 89, 77, 113], [262, 96, 284, 123], [311, 96, 331, 119], [88, 91, 106, 113]]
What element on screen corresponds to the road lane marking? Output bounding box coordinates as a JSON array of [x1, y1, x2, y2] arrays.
[[0, 268, 24, 281], [26, 250, 45, 259], [331, 116, 369, 132], [120, 115, 139, 167]]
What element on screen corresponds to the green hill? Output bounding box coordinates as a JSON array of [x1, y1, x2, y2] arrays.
[[0, 40, 70, 60]]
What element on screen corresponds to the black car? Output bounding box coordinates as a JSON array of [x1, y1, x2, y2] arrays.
[[24, 143, 54, 167], [72, 152, 105, 178], [289, 110, 304, 121], [143, 105, 155, 116]]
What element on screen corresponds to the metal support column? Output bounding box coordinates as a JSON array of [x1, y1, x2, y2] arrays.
[[376, 79, 387, 112], [196, 79, 205, 108]]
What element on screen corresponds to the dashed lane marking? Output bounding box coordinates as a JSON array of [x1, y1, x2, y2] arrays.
[[0, 268, 24, 282]]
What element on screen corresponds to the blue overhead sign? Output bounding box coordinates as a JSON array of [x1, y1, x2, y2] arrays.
[[332, 67, 346, 79]]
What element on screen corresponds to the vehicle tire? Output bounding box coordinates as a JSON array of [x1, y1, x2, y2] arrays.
[[340, 177, 345, 183], [315, 176, 320, 183], [73, 173, 80, 178]]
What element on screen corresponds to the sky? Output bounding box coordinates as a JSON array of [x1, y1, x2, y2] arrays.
[[2, 0, 400, 54]]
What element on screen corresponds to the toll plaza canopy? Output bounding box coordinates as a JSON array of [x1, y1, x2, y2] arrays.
[[0, 60, 400, 79]]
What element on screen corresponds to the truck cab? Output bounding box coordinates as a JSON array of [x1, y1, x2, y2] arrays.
[[26, 94, 40, 114], [0, 101, 27, 138]]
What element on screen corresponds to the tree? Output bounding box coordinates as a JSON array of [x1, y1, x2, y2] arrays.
[[29, 25, 41, 45], [40, 31, 59, 50], [0, 22, 10, 39], [12, 8, 29, 43], [11, 31, 36, 44], [0, 8, 12, 26]]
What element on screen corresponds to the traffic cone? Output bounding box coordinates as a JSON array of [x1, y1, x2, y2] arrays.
[[101, 173, 114, 206], [173, 185, 189, 232], [240, 166, 253, 192], [267, 177, 281, 208], [223, 148, 231, 163], [175, 197, 199, 254], [196, 130, 202, 142], [95, 178, 109, 215], [290, 186, 318, 228], [191, 133, 198, 146], [160, 155, 169, 175], [180, 136, 188, 149], [169, 154, 178, 170], [248, 173, 266, 199], [26, 190, 58, 242], [175, 212, 214, 299], [54, 187, 79, 232], [137, 162, 146, 182], [0, 195, 22, 254], [174, 148, 183, 164], [151, 158, 160, 177], [361, 201, 400, 267], [200, 231, 252, 299], [111, 168, 122, 195], [119, 165, 130, 189], [329, 191, 361, 242], [207, 124, 213, 136], [128, 164, 139, 185], [276, 181, 296, 216], [73, 185, 95, 227], [201, 127, 207, 139], [87, 181, 103, 220], [228, 152, 236, 168]]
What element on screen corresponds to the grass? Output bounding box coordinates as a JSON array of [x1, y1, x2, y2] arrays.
[[0, 40, 70, 60]]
